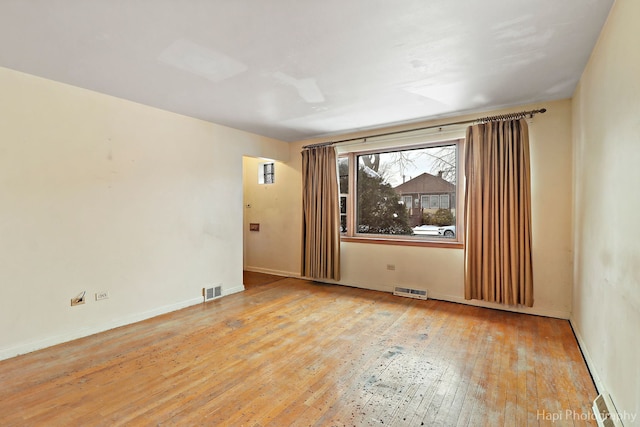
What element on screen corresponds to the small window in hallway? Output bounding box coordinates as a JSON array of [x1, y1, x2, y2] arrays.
[[259, 162, 275, 184]]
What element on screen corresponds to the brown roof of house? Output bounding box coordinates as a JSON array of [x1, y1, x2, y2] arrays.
[[394, 172, 455, 194]]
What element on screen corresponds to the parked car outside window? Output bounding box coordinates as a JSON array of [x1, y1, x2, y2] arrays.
[[438, 225, 455, 237]]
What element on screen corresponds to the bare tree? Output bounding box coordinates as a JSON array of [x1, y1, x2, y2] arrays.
[[426, 146, 456, 184], [355, 144, 457, 186], [380, 147, 456, 185], [360, 154, 380, 172]]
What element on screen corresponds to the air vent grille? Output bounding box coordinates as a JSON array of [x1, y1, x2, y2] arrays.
[[592, 394, 623, 427], [393, 287, 428, 300], [203, 285, 222, 302]]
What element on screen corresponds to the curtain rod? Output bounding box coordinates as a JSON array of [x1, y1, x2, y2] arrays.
[[302, 108, 547, 149]]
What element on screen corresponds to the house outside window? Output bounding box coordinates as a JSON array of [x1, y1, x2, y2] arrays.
[[338, 139, 461, 245], [440, 194, 450, 209], [402, 196, 413, 214], [429, 194, 440, 209], [421, 195, 429, 209]]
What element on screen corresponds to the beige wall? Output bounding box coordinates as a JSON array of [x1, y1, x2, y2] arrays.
[[0, 66, 289, 360], [572, 0, 640, 418], [244, 98, 574, 319], [242, 156, 301, 275]]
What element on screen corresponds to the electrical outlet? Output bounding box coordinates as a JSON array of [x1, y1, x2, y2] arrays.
[[71, 291, 86, 306], [95, 291, 109, 301]]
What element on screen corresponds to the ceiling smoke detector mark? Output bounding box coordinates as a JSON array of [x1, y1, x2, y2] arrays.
[[273, 71, 325, 103], [158, 39, 248, 83]]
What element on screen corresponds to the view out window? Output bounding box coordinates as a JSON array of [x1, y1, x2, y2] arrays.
[[259, 162, 275, 184], [338, 157, 349, 232], [339, 140, 460, 243]]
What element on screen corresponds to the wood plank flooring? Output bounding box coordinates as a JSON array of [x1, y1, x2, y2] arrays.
[[0, 273, 597, 426]]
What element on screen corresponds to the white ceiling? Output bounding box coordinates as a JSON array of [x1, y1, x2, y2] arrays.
[[0, 0, 613, 142]]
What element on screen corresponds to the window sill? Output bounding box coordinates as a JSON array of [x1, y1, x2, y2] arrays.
[[340, 235, 464, 249]]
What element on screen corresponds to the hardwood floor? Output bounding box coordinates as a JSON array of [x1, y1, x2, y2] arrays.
[[0, 273, 597, 426], [242, 270, 285, 287]]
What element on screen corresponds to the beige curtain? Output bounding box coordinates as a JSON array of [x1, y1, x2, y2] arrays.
[[464, 119, 533, 307], [301, 145, 341, 280]]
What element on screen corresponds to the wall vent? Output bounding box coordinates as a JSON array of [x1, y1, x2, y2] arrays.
[[393, 287, 428, 300], [203, 285, 222, 302], [593, 394, 623, 427]]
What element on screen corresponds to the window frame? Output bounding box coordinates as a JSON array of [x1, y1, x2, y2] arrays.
[[338, 138, 464, 249], [258, 162, 275, 184], [440, 194, 450, 209], [420, 195, 429, 209], [402, 195, 413, 215]]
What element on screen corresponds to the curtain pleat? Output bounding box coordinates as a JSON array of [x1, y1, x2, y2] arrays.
[[301, 146, 341, 280], [464, 119, 533, 307]]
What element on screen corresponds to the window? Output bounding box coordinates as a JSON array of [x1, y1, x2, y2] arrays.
[[440, 194, 450, 209], [402, 196, 413, 214], [429, 194, 440, 209], [258, 162, 275, 184], [339, 139, 461, 245], [421, 195, 429, 209]]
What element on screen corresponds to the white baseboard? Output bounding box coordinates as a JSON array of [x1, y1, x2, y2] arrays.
[[427, 292, 571, 319], [569, 317, 604, 394], [1, 279, 567, 363], [0, 296, 202, 361], [243, 266, 299, 278], [0, 283, 254, 362], [224, 285, 246, 295], [282, 276, 571, 319]]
